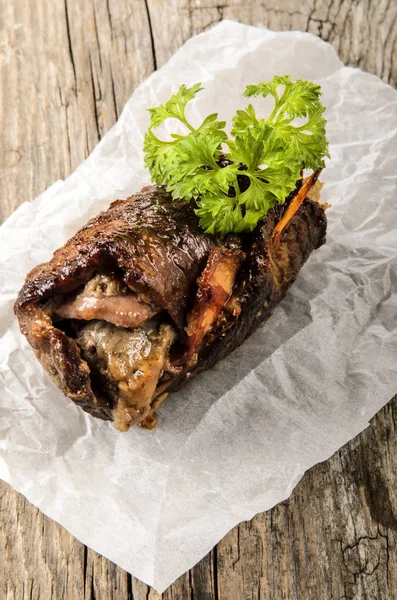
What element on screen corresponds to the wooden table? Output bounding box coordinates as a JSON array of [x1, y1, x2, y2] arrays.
[[1, 1, 396, 598]]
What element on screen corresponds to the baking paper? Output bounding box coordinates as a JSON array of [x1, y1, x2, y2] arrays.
[[0, 20, 396, 592]]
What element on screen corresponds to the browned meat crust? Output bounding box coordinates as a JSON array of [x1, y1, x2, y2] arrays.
[[14, 183, 327, 430], [15, 185, 216, 328], [16, 304, 109, 420], [169, 196, 327, 389]]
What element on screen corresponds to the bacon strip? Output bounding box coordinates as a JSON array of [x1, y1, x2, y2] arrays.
[[56, 290, 158, 328]]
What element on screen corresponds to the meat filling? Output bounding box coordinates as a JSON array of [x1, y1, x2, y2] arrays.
[[56, 273, 158, 328], [77, 320, 176, 431], [55, 253, 243, 430], [54, 273, 176, 431]]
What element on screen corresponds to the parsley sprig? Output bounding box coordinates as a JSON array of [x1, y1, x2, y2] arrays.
[[144, 76, 329, 236]]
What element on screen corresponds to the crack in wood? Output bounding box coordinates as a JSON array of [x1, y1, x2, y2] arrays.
[[110, 67, 119, 121], [382, 6, 397, 83], [92, 4, 103, 70], [106, 0, 113, 35], [64, 0, 77, 86], [260, 6, 303, 18], [89, 54, 101, 141], [379, 526, 391, 588], [188, 567, 194, 600], [144, 0, 158, 71], [126, 572, 133, 599], [91, 572, 97, 600], [213, 545, 219, 600], [231, 525, 241, 569], [64, 106, 72, 171], [85, 127, 90, 159], [83, 545, 88, 595]]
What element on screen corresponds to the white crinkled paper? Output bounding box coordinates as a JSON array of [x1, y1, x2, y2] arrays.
[[1, 20, 397, 592]]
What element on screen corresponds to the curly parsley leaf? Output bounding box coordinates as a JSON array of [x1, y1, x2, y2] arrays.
[[244, 76, 330, 170], [230, 104, 260, 136], [147, 83, 203, 129], [143, 84, 227, 190], [144, 76, 329, 236]]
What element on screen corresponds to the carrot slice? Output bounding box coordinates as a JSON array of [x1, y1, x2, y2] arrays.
[[273, 169, 322, 248]]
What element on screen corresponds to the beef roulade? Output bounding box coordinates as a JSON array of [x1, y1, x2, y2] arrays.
[[14, 176, 326, 431]]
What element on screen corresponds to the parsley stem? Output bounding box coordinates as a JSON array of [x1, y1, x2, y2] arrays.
[[180, 117, 196, 132], [268, 101, 280, 123], [268, 87, 290, 123]]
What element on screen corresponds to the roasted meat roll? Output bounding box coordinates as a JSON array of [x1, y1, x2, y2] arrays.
[[14, 180, 327, 431]]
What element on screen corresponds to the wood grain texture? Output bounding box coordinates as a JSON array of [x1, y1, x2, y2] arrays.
[[1, 0, 397, 598]]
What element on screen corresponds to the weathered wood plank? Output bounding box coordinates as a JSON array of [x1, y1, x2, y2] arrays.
[[0, 0, 154, 223], [1, 0, 397, 598]]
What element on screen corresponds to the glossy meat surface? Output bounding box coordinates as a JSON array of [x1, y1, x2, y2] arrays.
[[15, 185, 216, 328]]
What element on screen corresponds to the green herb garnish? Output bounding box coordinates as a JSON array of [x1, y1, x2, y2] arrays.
[[144, 75, 329, 236]]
